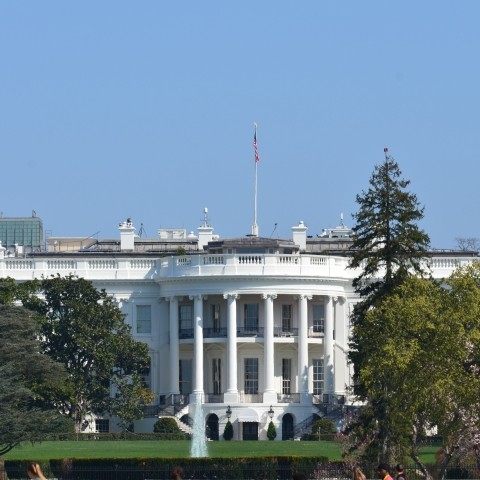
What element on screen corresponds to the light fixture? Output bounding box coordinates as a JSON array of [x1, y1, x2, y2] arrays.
[[226, 405, 232, 419], [268, 405, 274, 419]]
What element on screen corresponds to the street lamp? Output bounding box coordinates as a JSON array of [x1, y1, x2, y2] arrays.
[[226, 405, 232, 419], [268, 405, 274, 419]]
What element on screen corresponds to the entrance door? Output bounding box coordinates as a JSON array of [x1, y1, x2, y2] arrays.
[[206, 414, 219, 441], [282, 414, 294, 440], [242, 422, 258, 440]]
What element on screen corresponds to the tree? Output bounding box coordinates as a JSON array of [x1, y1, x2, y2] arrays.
[[223, 420, 233, 440], [348, 151, 430, 463], [22, 275, 151, 432], [0, 305, 73, 455], [267, 421, 277, 440], [343, 269, 480, 476]]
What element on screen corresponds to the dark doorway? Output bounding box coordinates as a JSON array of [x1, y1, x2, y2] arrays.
[[242, 422, 258, 440], [206, 414, 219, 441], [282, 413, 294, 440]]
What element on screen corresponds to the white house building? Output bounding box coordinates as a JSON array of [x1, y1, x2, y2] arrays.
[[0, 216, 475, 440]]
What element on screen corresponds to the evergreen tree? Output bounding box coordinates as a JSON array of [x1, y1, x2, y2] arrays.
[[348, 150, 430, 463], [0, 305, 73, 455]]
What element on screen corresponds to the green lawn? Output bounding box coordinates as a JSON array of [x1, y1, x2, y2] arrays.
[[2, 440, 440, 463], [3, 440, 341, 461]]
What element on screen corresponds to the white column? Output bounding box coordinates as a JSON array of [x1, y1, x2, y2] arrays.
[[168, 297, 180, 395], [192, 295, 204, 397], [324, 295, 334, 394], [263, 293, 276, 403], [334, 297, 347, 395], [297, 294, 311, 404], [224, 293, 239, 403]]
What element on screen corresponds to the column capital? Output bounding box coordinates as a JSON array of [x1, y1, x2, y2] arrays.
[[297, 294, 312, 301], [223, 293, 239, 300], [262, 293, 277, 300], [189, 294, 206, 301], [333, 296, 346, 305], [164, 296, 178, 302]]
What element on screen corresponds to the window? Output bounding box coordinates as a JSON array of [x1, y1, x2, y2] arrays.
[[313, 359, 324, 394], [313, 304, 325, 333], [140, 364, 151, 389], [244, 304, 259, 331], [212, 358, 221, 394], [211, 304, 221, 332], [179, 305, 193, 330], [244, 358, 258, 394], [95, 419, 109, 433], [282, 358, 291, 394], [179, 359, 192, 395], [136, 305, 151, 334], [282, 305, 292, 332]]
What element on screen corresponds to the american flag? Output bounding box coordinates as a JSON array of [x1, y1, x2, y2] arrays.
[[253, 128, 260, 163]]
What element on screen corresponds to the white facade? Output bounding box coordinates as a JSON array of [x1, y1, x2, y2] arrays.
[[0, 220, 475, 440]]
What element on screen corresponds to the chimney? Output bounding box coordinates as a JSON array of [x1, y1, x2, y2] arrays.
[[291, 221, 308, 251], [197, 225, 214, 250], [119, 218, 135, 251]]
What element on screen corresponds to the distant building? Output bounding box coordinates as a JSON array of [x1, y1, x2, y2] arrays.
[[0, 215, 476, 439], [0, 215, 44, 255]]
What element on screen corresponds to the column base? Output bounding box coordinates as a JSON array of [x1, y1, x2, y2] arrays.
[[263, 391, 277, 404], [223, 391, 239, 403]]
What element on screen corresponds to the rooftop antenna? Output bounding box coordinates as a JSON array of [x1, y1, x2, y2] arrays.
[[202, 207, 209, 227], [340, 212, 344, 227], [251, 122, 260, 237], [270, 223, 278, 238]]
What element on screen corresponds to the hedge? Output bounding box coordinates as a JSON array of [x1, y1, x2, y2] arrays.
[[3, 456, 330, 480]]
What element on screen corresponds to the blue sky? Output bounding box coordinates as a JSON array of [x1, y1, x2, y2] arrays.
[[1, 2, 479, 248]]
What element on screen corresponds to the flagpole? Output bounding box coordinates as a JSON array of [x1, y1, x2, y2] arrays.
[[252, 123, 259, 237]]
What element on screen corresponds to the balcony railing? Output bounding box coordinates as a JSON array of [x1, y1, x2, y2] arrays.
[[237, 327, 264, 337], [239, 393, 263, 403], [312, 393, 345, 405], [179, 328, 194, 339], [203, 327, 227, 338], [204, 393, 224, 403], [274, 327, 298, 337], [308, 327, 324, 338], [277, 393, 300, 403]]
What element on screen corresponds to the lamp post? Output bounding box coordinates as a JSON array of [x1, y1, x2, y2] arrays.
[[268, 405, 274, 419], [226, 405, 232, 419]]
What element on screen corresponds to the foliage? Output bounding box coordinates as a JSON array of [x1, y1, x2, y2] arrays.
[[267, 421, 277, 440], [5, 456, 330, 480], [343, 266, 480, 475], [349, 152, 430, 307], [21, 275, 151, 432], [0, 305, 74, 456], [153, 417, 181, 434], [347, 152, 430, 464], [223, 420, 233, 440], [311, 419, 336, 435]]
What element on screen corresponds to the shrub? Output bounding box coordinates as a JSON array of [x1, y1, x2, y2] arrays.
[[153, 417, 180, 434], [223, 420, 233, 440], [267, 421, 277, 440]]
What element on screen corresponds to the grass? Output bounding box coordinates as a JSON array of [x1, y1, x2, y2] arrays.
[[3, 440, 341, 461], [2, 440, 440, 463]]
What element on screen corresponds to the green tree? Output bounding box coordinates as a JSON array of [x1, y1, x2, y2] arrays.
[[267, 420, 277, 440], [343, 270, 480, 477], [348, 151, 430, 463], [22, 275, 151, 432], [223, 420, 233, 440], [0, 305, 73, 455]]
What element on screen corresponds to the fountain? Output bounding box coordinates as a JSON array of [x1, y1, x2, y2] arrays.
[[190, 395, 208, 457]]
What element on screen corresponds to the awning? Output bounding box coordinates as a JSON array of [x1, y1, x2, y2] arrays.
[[237, 415, 259, 423]]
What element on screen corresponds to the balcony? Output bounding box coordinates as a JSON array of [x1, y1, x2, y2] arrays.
[[274, 327, 298, 337], [239, 393, 263, 403], [277, 393, 300, 403], [203, 327, 227, 338], [237, 327, 264, 337], [204, 393, 224, 403], [179, 328, 194, 339]]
